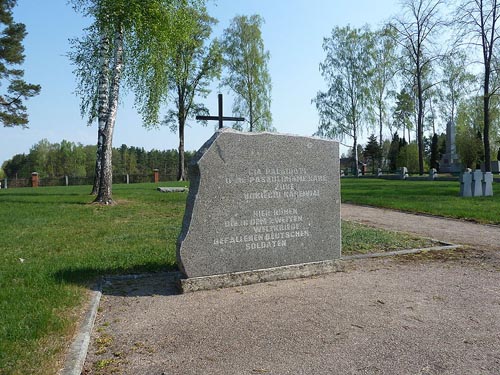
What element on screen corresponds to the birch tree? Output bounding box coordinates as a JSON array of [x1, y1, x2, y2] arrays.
[[70, 0, 202, 203], [391, 0, 445, 175], [313, 26, 374, 174], [221, 15, 272, 132], [372, 26, 399, 146], [162, 5, 222, 181], [455, 0, 500, 172]]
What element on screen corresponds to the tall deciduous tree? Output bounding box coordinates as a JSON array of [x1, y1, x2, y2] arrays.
[[221, 14, 272, 132], [162, 4, 221, 181], [391, 0, 445, 175], [455, 0, 500, 172], [313, 26, 374, 175], [71, 0, 202, 203], [0, 0, 40, 127], [372, 26, 399, 146], [439, 50, 476, 124]]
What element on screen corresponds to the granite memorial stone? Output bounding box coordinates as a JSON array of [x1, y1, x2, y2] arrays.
[[177, 129, 341, 287]]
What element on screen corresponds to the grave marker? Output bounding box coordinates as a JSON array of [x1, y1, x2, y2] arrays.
[[176, 129, 342, 292], [482, 172, 493, 197], [460, 171, 472, 197], [472, 170, 483, 197]]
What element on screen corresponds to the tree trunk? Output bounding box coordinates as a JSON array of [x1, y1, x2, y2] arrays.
[[91, 30, 111, 195], [378, 98, 383, 168], [177, 117, 186, 181], [353, 123, 359, 177], [417, 68, 425, 175], [484, 69, 491, 172], [94, 27, 123, 205]]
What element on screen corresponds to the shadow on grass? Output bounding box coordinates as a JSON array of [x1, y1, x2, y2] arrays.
[[53, 262, 179, 296]]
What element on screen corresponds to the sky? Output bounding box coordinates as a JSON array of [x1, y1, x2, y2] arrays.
[[0, 0, 401, 164]]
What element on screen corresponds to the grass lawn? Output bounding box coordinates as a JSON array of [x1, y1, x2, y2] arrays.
[[341, 178, 500, 224], [0, 183, 433, 374]]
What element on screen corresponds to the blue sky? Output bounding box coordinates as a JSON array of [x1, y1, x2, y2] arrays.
[[0, 0, 399, 164]]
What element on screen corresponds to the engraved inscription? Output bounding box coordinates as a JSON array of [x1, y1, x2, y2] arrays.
[[213, 164, 329, 251]]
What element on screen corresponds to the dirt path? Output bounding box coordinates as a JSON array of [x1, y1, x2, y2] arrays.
[[80, 205, 500, 375], [342, 203, 500, 250]]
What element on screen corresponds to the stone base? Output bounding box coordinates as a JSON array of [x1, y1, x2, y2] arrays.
[[178, 259, 344, 293]]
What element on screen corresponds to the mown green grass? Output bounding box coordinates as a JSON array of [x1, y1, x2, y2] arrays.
[[0, 183, 186, 375], [0, 182, 435, 374], [342, 221, 434, 255], [341, 178, 500, 224]]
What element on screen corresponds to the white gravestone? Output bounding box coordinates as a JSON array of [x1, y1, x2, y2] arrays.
[[482, 172, 494, 197], [472, 170, 483, 197], [428, 168, 438, 181], [460, 171, 472, 197], [400, 167, 408, 180]]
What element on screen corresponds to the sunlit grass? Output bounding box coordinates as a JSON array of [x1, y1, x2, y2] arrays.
[[0, 182, 437, 374], [341, 178, 500, 224]]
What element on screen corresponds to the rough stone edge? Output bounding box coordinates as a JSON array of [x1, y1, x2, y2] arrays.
[[178, 259, 345, 293], [59, 284, 102, 375], [179, 242, 462, 293]]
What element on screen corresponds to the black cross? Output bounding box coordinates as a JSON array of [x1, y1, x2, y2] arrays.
[[196, 94, 245, 129]]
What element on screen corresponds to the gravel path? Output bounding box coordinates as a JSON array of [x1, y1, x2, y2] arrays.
[[342, 203, 500, 250], [81, 205, 500, 375]]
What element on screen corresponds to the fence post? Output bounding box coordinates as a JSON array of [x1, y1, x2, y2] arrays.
[[126, 174, 129, 184], [65, 175, 69, 186], [153, 169, 159, 183], [31, 172, 39, 188]]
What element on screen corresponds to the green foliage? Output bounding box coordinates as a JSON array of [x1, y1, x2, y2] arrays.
[[454, 0, 500, 170], [363, 134, 382, 173], [397, 142, 423, 173], [161, 3, 221, 180], [221, 14, 273, 132], [392, 89, 414, 140], [371, 25, 399, 144], [341, 178, 500, 224], [456, 126, 483, 169], [437, 50, 476, 125], [0, 0, 40, 127], [314, 26, 374, 171], [455, 96, 500, 168], [387, 132, 402, 172], [429, 133, 440, 169], [1, 139, 195, 180]]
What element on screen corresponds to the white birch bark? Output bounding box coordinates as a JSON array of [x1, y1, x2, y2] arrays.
[[91, 29, 110, 195], [95, 26, 124, 204]]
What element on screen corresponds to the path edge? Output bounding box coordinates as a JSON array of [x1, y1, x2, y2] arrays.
[[59, 283, 102, 375]]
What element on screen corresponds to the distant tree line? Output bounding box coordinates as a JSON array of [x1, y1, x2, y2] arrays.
[[1, 139, 195, 180], [315, 0, 500, 175]]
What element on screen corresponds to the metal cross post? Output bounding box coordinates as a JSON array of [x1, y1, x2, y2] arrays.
[[196, 94, 245, 129]]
